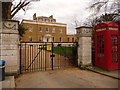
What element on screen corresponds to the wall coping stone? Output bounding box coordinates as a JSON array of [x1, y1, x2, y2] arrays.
[[76, 27, 92, 37]]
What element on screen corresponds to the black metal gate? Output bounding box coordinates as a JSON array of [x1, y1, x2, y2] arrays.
[[19, 42, 78, 73]]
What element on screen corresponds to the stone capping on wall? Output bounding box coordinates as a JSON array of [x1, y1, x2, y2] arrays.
[[2, 19, 19, 23], [76, 26, 92, 37], [2, 20, 19, 33]]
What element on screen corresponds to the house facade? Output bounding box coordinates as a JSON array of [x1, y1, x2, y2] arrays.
[[21, 13, 76, 42]]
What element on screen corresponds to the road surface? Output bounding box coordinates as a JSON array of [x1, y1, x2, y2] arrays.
[[15, 68, 118, 88]]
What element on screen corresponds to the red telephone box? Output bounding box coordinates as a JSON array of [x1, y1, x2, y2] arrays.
[[94, 21, 120, 70]]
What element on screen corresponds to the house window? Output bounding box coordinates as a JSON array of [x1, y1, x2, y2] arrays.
[[67, 38, 70, 42], [29, 26, 33, 32], [39, 37, 42, 41], [60, 37, 62, 42], [52, 28, 55, 33], [29, 36, 32, 41], [60, 29, 62, 33], [39, 27, 42, 32], [47, 38, 49, 42], [72, 38, 74, 42], [46, 27, 49, 32], [52, 37, 54, 42], [77, 37, 79, 42]]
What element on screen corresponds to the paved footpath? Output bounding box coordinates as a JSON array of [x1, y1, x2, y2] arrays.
[[15, 68, 118, 88]]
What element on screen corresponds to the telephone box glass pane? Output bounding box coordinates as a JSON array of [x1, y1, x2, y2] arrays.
[[97, 35, 104, 63], [111, 35, 118, 63]]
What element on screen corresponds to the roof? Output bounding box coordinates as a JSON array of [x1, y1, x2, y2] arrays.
[[37, 16, 55, 19], [95, 21, 119, 29], [38, 16, 48, 18]]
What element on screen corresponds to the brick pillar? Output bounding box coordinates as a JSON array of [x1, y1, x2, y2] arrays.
[[76, 26, 92, 66], [0, 20, 19, 74]]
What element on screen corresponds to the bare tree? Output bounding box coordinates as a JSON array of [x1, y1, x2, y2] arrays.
[[88, 0, 120, 23], [2, 0, 31, 19], [71, 15, 85, 29]]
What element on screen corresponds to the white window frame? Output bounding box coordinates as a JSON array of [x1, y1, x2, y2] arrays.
[[60, 37, 62, 42], [52, 28, 55, 33], [39, 37, 42, 41], [72, 38, 74, 42], [68, 38, 70, 42], [29, 26, 33, 32], [46, 27, 49, 33], [29, 36, 32, 41], [60, 28, 62, 33], [52, 37, 54, 42], [39, 27, 42, 32]]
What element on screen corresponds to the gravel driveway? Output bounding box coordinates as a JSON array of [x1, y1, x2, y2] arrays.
[[15, 68, 118, 88]]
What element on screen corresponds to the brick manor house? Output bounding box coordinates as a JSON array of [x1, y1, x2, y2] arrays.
[[21, 13, 76, 42]]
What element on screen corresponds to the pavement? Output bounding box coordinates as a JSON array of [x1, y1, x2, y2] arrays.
[[86, 66, 120, 80], [15, 68, 118, 88], [1, 67, 119, 88], [0, 76, 15, 89]]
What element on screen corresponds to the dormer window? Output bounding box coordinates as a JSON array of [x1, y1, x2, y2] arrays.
[[51, 20, 55, 23], [39, 19, 42, 21], [46, 19, 49, 22], [45, 19, 49, 22]]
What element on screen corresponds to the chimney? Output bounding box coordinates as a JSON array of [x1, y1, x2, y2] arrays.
[[33, 13, 36, 20], [49, 15, 53, 18]]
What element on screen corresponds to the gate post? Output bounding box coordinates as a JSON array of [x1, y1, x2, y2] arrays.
[[0, 20, 20, 74], [76, 26, 92, 66]]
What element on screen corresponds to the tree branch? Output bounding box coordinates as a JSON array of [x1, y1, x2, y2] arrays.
[[11, 1, 30, 18], [11, 1, 22, 13]]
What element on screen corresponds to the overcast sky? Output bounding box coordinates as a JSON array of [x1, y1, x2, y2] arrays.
[[17, 0, 92, 34]]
